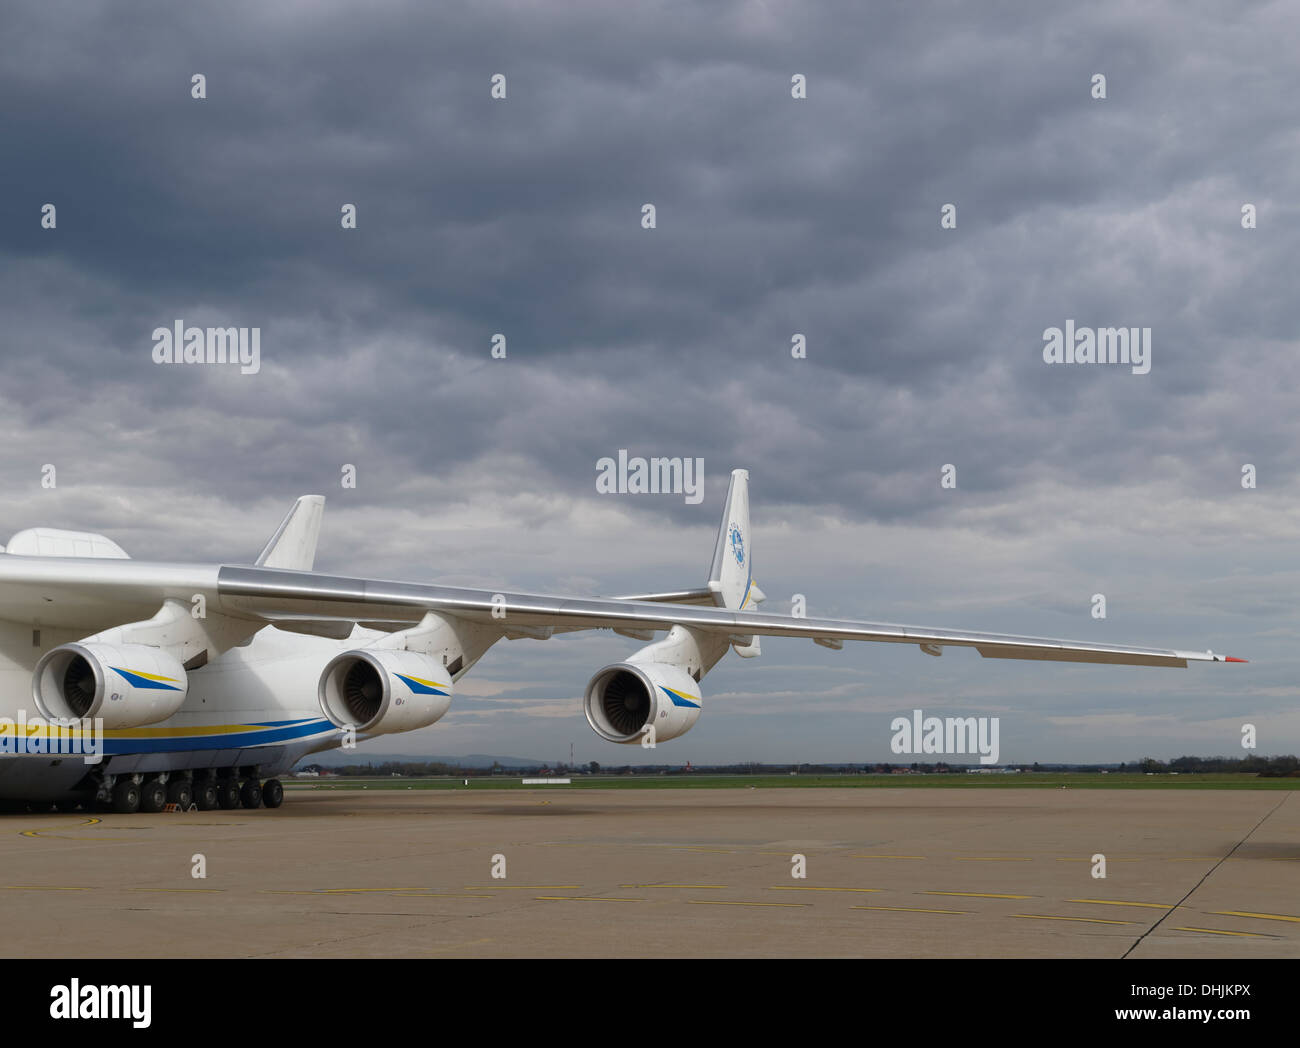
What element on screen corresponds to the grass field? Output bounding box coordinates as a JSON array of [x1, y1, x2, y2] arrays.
[[288, 772, 1300, 792]]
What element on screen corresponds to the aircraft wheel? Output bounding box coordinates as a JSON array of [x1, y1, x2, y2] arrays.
[[217, 779, 242, 810], [139, 780, 167, 813], [261, 779, 284, 808], [240, 779, 262, 809], [194, 781, 219, 810], [166, 780, 193, 808], [111, 780, 141, 814]]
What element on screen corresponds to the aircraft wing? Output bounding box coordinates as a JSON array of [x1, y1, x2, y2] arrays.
[[217, 565, 1242, 668]]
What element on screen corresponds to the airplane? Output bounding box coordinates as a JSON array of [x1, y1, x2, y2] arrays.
[[0, 470, 1242, 812]]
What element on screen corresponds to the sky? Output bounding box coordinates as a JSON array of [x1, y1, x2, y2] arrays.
[[3, 0, 1298, 766]]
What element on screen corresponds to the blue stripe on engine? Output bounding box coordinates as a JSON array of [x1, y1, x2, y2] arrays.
[[659, 686, 700, 709]]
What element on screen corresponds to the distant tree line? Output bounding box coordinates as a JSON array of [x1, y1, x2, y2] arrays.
[[1129, 754, 1299, 776], [304, 755, 1299, 777]]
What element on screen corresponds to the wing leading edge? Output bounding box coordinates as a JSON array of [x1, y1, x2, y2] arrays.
[[216, 565, 1243, 669]]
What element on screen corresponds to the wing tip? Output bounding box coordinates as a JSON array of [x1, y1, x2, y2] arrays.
[[1224, 656, 1248, 663]]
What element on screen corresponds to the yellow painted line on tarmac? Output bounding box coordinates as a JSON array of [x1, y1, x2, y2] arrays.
[[853, 854, 925, 859], [956, 857, 1033, 862], [621, 884, 727, 889], [922, 891, 1033, 900], [1209, 910, 1300, 924], [535, 896, 643, 903], [464, 885, 580, 891], [679, 847, 734, 853], [853, 905, 969, 915], [687, 900, 809, 908], [126, 888, 224, 894], [1055, 858, 1141, 863], [264, 889, 496, 898], [1174, 926, 1277, 938], [768, 886, 883, 893], [264, 890, 349, 896], [3, 885, 90, 891], [404, 893, 501, 899], [1011, 914, 1135, 926], [20, 816, 104, 839], [1068, 899, 1171, 910]]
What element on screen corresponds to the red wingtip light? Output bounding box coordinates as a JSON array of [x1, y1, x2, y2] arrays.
[[1224, 656, 1248, 663]]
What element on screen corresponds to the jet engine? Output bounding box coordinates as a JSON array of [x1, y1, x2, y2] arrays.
[[32, 642, 188, 728], [584, 661, 702, 744], [318, 649, 453, 735]]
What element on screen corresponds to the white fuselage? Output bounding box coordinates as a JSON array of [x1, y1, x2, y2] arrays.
[[0, 619, 363, 798]]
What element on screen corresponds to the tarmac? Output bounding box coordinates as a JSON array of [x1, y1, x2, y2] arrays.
[[0, 786, 1296, 957]]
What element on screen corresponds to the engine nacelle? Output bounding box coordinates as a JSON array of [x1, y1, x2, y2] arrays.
[[584, 661, 702, 744], [32, 642, 188, 728], [318, 649, 453, 735]]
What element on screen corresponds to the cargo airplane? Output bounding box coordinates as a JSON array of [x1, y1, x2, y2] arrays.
[[0, 471, 1241, 812]]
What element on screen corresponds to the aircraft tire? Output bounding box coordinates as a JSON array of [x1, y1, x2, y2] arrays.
[[194, 781, 219, 810], [217, 779, 242, 810], [239, 779, 262, 809], [261, 779, 284, 808], [111, 780, 141, 814], [139, 780, 167, 813], [166, 780, 193, 808]]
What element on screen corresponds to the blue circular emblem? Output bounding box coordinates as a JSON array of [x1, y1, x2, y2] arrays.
[[729, 523, 745, 566]]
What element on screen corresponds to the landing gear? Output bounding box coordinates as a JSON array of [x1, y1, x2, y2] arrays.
[[139, 780, 167, 813], [261, 779, 284, 809], [166, 779, 193, 809], [239, 779, 262, 809], [217, 779, 242, 810], [111, 779, 141, 814], [194, 781, 219, 810]]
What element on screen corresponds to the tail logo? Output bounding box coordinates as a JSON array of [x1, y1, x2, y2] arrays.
[[729, 523, 745, 566]]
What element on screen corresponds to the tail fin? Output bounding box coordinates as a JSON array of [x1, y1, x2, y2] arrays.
[[256, 495, 325, 571], [708, 468, 765, 610]]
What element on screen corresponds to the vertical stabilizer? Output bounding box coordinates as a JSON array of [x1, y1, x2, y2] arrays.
[[255, 495, 326, 571]]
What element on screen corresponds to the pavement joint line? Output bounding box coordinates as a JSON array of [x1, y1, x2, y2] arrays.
[[1122, 792, 1293, 959]]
